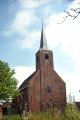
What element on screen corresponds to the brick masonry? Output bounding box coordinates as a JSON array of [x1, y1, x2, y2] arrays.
[[19, 49, 66, 112]]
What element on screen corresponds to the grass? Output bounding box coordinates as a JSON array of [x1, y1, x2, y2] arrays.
[[3, 114, 20, 120], [2, 103, 80, 120], [2, 112, 62, 120]]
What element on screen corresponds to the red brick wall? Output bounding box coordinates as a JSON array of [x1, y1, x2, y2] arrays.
[[21, 50, 66, 112], [27, 69, 66, 112]]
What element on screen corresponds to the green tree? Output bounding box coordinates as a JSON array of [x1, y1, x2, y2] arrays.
[[63, 94, 80, 120], [64, 102, 80, 120], [0, 60, 19, 102]]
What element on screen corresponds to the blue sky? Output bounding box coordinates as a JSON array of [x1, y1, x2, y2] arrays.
[[0, 0, 80, 101]]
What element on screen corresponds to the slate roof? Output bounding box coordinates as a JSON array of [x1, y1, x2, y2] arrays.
[[40, 22, 48, 50]]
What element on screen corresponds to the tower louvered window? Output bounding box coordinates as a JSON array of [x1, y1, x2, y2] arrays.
[[45, 54, 49, 59]]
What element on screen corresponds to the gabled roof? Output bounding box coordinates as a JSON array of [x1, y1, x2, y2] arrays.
[[19, 71, 36, 91], [54, 70, 66, 85]]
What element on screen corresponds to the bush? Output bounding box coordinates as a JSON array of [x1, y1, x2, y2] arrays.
[[64, 103, 80, 120], [3, 103, 80, 120]]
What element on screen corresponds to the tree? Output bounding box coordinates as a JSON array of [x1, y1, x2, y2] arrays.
[[64, 103, 80, 120], [64, 5, 80, 20], [58, 2, 80, 24], [63, 94, 80, 120], [0, 60, 19, 103]]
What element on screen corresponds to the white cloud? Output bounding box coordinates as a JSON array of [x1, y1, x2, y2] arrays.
[[18, 0, 66, 9], [18, 0, 51, 9], [66, 0, 80, 19], [41, 5, 53, 18], [18, 0, 39, 9], [18, 30, 40, 49], [20, 38, 35, 49], [58, 68, 80, 101], [43, 2, 80, 101], [68, 0, 80, 9], [3, 10, 38, 36], [14, 66, 35, 86], [44, 3, 80, 64]]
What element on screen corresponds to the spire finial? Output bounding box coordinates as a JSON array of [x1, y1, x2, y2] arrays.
[[40, 21, 48, 50]]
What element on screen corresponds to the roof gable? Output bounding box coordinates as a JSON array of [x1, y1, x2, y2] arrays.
[[19, 71, 36, 91]]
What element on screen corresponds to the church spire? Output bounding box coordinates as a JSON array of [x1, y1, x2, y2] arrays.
[[40, 22, 48, 50]]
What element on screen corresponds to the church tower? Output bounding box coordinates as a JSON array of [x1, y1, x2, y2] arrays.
[[34, 24, 66, 111], [36, 23, 53, 70], [19, 23, 66, 112]]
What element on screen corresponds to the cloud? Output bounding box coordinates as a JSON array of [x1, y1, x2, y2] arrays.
[[18, 0, 67, 9], [18, 0, 52, 9], [43, 1, 80, 100], [2, 0, 73, 37], [2, 0, 69, 37], [69, 0, 80, 8], [57, 67, 80, 101], [3, 10, 38, 36], [66, 0, 80, 18], [18, 29, 40, 49], [14, 66, 35, 86], [18, 0, 39, 9], [44, 1, 80, 63]]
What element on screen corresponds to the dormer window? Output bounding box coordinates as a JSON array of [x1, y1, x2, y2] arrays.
[[45, 54, 49, 59]]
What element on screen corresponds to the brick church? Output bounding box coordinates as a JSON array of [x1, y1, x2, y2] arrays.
[[19, 24, 66, 112]]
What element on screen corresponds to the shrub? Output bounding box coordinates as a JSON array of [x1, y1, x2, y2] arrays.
[[64, 103, 80, 120]]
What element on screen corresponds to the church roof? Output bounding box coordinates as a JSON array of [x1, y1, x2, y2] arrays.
[[40, 22, 48, 50], [19, 71, 36, 91]]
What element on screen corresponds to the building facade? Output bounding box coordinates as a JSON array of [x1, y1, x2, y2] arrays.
[[19, 25, 66, 112]]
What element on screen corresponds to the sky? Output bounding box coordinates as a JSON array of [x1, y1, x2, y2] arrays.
[[0, 0, 80, 101]]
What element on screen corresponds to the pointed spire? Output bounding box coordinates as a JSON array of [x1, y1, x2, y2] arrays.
[[40, 21, 48, 50]]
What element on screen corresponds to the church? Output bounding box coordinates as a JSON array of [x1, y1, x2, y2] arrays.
[[19, 24, 66, 112]]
